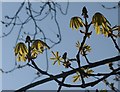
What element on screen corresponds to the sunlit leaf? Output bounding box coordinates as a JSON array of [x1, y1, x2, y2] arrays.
[[76, 41, 81, 49], [73, 72, 80, 82], [73, 75, 80, 82], [86, 68, 94, 74], [92, 12, 111, 37], [70, 17, 84, 30], [50, 51, 63, 65], [75, 41, 91, 55], [14, 42, 28, 62], [31, 40, 50, 57], [100, 89, 108, 92], [31, 49, 39, 58]]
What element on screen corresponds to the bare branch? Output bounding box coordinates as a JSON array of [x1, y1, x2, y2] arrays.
[[15, 55, 120, 91]]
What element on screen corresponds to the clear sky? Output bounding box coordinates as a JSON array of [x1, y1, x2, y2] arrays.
[[1, 1, 119, 90], [0, 1, 2, 91]]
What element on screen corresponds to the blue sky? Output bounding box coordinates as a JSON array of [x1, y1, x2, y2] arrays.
[[1, 1, 119, 90]]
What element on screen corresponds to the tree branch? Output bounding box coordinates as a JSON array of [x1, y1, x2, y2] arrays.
[[15, 55, 120, 91]]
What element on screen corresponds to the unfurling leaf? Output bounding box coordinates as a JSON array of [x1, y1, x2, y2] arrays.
[[50, 51, 63, 65], [75, 41, 91, 55], [73, 72, 80, 82], [92, 12, 111, 37], [14, 42, 28, 62], [31, 40, 50, 57], [70, 17, 84, 30]]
